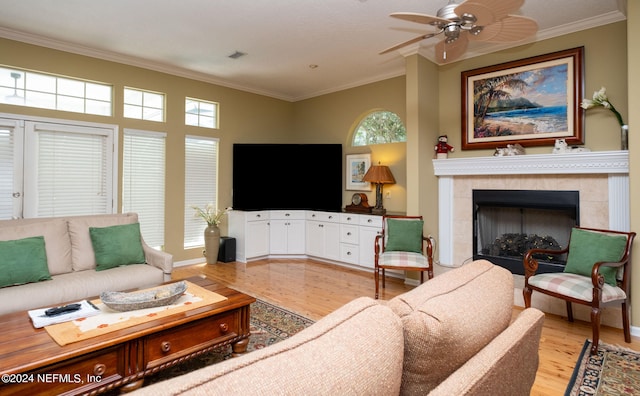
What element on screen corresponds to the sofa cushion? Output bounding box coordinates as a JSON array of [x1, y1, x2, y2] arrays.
[[133, 297, 405, 396], [0, 218, 72, 275], [563, 228, 627, 286], [68, 213, 139, 271], [90, 223, 145, 271], [0, 236, 51, 288], [385, 259, 514, 394]]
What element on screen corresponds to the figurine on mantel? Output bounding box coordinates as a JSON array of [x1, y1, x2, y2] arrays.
[[493, 143, 525, 156], [551, 138, 591, 154], [435, 135, 455, 159]]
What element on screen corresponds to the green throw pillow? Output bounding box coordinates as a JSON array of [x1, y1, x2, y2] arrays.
[[0, 236, 51, 288], [563, 228, 628, 286], [385, 219, 424, 253], [90, 222, 146, 271]]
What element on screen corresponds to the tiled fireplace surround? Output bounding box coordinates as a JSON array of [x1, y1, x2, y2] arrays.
[[433, 151, 630, 328]]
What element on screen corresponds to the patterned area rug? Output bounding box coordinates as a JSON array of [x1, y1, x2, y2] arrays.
[[143, 299, 314, 386], [565, 339, 640, 395]]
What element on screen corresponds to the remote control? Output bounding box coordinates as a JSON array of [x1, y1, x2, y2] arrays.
[[44, 303, 82, 317]]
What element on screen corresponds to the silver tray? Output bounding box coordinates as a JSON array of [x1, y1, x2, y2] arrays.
[[100, 281, 187, 312]]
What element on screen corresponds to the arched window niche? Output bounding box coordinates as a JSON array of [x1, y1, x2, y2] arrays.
[[351, 110, 407, 146]]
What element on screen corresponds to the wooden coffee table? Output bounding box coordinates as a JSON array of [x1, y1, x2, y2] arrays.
[[0, 276, 255, 395]]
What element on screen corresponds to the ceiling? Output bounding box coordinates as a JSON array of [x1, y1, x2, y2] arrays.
[[0, 0, 627, 102]]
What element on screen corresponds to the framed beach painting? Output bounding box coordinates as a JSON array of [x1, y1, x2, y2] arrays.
[[346, 153, 371, 191], [461, 47, 584, 150]]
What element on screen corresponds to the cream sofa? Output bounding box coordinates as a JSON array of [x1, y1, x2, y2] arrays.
[[134, 260, 544, 395], [0, 213, 173, 316]]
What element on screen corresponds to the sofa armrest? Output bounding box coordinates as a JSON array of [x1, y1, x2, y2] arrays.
[[142, 242, 173, 281], [429, 308, 545, 396]]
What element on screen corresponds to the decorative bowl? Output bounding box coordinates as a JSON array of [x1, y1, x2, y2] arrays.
[[100, 281, 187, 312]]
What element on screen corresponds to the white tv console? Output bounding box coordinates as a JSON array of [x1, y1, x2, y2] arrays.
[[228, 210, 383, 271]]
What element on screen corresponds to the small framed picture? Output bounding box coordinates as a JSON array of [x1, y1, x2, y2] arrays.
[[346, 153, 371, 191]]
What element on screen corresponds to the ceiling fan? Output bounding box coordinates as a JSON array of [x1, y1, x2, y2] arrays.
[[380, 0, 538, 63]]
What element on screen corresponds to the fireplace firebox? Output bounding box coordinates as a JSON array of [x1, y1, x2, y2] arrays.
[[473, 189, 579, 275]]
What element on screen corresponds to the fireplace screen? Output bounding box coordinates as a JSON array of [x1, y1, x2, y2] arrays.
[[473, 190, 579, 275]]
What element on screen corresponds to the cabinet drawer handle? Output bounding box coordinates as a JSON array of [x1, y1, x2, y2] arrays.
[[94, 363, 106, 376], [328, 215, 333, 219], [347, 232, 351, 236], [347, 217, 352, 221], [347, 251, 352, 255], [161, 341, 171, 353], [367, 219, 372, 223], [220, 323, 229, 333]]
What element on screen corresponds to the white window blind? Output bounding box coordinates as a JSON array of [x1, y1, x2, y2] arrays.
[[0, 119, 23, 220], [24, 122, 114, 217], [123, 129, 166, 249], [184, 135, 219, 248]]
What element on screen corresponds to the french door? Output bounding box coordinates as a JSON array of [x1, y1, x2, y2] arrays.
[[0, 115, 116, 220]]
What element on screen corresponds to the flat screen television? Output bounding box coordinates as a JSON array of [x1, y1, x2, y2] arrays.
[[232, 143, 343, 212]]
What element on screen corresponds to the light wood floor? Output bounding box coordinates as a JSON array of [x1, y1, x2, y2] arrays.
[[172, 258, 640, 395]]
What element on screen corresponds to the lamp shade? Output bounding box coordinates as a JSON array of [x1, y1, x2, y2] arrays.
[[362, 165, 395, 184]]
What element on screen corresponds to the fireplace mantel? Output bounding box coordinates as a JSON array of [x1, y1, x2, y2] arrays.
[[432, 150, 630, 268], [433, 150, 629, 176]]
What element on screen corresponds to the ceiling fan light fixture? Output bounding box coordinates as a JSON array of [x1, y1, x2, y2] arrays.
[[460, 13, 477, 26], [469, 26, 483, 36], [444, 24, 460, 41]]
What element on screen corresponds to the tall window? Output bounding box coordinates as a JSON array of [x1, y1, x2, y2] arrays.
[[123, 129, 166, 249], [352, 110, 406, 146], [124, 87, 165, 122], [184, 136, 219, 248], [0, 67, 112, 116], [185, 97, 218, 129]]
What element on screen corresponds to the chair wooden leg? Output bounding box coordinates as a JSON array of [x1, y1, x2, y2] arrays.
[[622, 301, 632, 343], [382, 269, 386, 288], [566, 301, 574, 322], [590, 306, 601, 355], [420, 271, 424, 284], [523, 286, 532, 308], [374, 268, 379, 299]]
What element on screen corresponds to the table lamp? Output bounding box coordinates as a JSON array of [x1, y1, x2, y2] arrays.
[[362, 163, 395, 215]]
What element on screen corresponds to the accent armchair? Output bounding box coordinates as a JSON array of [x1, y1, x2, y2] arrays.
[[523, 226, 636, 354], [374, 215, 434, 299]]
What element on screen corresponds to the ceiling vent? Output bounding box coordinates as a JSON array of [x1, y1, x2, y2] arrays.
[[228, 51, 247, 59]]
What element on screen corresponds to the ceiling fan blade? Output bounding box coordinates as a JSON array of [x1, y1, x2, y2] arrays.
[[379, 32, 440, 55], [435, 34, 469, 63], [390, 12, 450, 29], [468, 15, 538, 42], [455, 0, 524, 25]]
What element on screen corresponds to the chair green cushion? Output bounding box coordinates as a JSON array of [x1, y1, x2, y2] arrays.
[[385, 219, 423, 253], [563, 228, 628, 286], [0, 236, 51, 288], [90, 223, 146, 271]]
